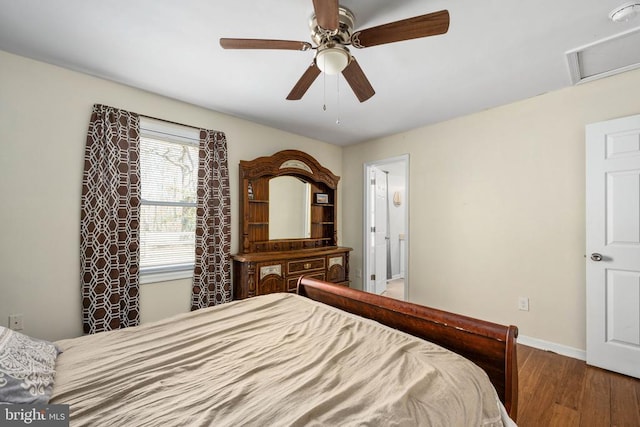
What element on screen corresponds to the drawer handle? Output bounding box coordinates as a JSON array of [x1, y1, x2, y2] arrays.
[[304, 263, 312, 269]]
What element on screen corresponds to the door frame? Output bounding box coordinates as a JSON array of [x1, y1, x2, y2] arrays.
[[363, 154, 409, 300]]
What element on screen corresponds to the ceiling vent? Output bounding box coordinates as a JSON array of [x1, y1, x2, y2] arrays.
[[566, 27, 640, 84]]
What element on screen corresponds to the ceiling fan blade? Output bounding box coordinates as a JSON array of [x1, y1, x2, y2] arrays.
[[351, 10, 450, 48], [220, 38, 312, 51], [313, 0, 339, 31], [287, 63, 322, 100], [342, 58, 375, 102]]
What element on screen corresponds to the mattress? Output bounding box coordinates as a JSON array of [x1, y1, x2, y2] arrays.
[[51, 293, 508, 426]]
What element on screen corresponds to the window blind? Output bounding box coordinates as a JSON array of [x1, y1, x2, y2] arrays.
[[139, 118, 200, 273]]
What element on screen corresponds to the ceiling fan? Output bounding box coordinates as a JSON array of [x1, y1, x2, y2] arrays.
[[220, 0, 450, 103]]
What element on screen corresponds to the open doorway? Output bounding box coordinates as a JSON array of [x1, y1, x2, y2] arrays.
[[364, 155, 409, 301]]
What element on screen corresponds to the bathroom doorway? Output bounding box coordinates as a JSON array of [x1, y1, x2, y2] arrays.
[[364, 155, 409, 300]]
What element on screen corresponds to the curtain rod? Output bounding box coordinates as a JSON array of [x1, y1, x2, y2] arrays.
[[138, 113, 202, 131]]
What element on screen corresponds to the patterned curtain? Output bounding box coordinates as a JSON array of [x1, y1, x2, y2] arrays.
[[191, 129, 231, 309], [80, 104, 141, 334]]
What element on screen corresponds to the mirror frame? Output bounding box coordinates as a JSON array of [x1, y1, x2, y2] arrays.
[[238, 150, 340, 254]]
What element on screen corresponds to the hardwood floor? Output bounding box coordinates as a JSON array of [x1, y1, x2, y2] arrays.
[[515, 345, 640, 426], [381, 278, 404, 300]]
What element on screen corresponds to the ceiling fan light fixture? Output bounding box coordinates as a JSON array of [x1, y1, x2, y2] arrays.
[[609, 1, 640, 22], [316, 46, 350, 74]]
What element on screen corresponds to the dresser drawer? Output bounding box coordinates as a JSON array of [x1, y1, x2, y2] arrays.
[[287, 272, 325, 292], [256, 262, 285, 295], [287, 257, 325, 275], [258, 263, 283, 280], [327, 254, 346, 282]]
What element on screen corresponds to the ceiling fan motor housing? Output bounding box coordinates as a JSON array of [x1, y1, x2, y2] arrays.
[[309, 6, 355, 46]]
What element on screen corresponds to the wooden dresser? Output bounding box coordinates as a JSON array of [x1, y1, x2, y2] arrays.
[[233, 246, 351, 299], [232, 150, 351, 300]]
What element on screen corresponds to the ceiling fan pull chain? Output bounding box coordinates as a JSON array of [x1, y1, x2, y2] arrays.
[[323, 56, 327, 111]]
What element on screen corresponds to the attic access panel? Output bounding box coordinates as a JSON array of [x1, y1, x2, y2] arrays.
[[567, 27, 640, 84]]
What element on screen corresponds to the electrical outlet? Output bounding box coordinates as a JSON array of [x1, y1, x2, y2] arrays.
[[356, 269, 362, 278], [9, 314, 24, 330], [518, 297, 529, 312]]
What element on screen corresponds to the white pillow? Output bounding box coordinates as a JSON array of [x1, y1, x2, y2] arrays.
[[0, 326, 61, 404]]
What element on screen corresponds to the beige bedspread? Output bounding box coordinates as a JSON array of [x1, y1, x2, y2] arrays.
[[51, 293, 507, 426]]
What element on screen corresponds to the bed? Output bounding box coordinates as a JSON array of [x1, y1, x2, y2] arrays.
[[45, 277, 518, 426]]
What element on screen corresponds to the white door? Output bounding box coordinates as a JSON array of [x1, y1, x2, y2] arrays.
[[586, 114, 640, 379], [372, 167, 388, 295]]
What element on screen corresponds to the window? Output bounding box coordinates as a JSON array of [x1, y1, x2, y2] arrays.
[[139, 118, 200, 279]]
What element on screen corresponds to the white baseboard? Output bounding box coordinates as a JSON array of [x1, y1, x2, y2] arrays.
[[518, 335, 586, 361]]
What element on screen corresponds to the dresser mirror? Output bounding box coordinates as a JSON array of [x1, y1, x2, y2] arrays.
[[268, 176, 311, 240]]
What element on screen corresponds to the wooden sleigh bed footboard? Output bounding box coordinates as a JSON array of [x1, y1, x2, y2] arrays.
[[297, 277, 519, 421]]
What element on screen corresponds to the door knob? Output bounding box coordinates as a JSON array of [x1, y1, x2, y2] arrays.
[[590, 253, 603, 262]]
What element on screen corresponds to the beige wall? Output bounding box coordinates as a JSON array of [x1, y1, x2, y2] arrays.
[[342, 68, 640, 353], [0, 50, 342, 341]]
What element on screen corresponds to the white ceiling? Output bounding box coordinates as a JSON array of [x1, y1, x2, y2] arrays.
[[1, 0, 638, 145]]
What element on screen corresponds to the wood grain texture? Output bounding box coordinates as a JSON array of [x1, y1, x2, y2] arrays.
[[287, 63, 321, 100], [313, 0, 339, 31], [517, 345, 640, 426], [351, 10, 450, 48], [297, 277, 519, 420], [236, 150, 340, 254], [232, 247, 351, 299], [220, 38, 311, 51], [342, 58, 375, 102]]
